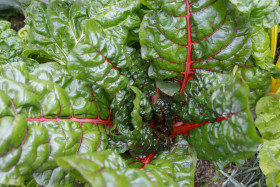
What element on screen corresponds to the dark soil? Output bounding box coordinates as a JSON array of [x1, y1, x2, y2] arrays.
[[195, 160, 222, 187], [0, 14, 25, 31]]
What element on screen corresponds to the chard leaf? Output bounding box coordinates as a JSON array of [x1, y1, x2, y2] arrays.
[[250, 26, 280, 78], [140, 0, 261, 167], [151, 97, 174, 135], [227, 0, 280, 27], [33, 167, 75, 187], [0, 20, 38, 71], [139, 0, 278, 94], [108, 86, 170, 157], [236, 60, 272, 109], [0, 62, 111, 185], [156, 79, 180, 96], [171, 72, 261, 168], [0, 21, 24, 64], [25, 0, 141, 64], [26, 0, 155, 95], [68, 19, 131, 94], [57, 135, 196, 186], [256, 95, 280, 187]]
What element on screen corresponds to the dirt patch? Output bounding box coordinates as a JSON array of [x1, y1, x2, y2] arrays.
[[195, 160, 223, 187], [0, 14, 25, 31]]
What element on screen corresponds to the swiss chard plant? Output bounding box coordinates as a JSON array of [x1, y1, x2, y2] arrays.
[[0, 0, 280, 186]]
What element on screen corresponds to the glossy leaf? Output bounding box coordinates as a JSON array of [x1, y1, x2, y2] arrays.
[[0, 21, 38, 72], [235, 60, 272, 109], [171, 72, 261, 168], [227, 0, 280, 27], [0, 62, 111, 185], [108, 86, 170, 157], [140, 0, 253, 93], [25, 0, 141, 64], [250, 26, 280, 78], [58, 135, 196, 187], [256, 94, 280, 187], [26, 0, 155, 95]]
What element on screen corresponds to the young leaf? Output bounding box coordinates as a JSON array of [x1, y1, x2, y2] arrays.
[[108, 86, 170, 157], [250, 26, 280, 78], [227, 0, 280, 28], [256, 94, 280, 187]]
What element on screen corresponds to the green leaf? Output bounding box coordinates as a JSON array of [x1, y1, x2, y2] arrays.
[[228, 0, 280, 28], [234, 58, 272, 110], [25, 0, 141, 64], [0, 20, 39, 71], [0, 62, 111, 185], [250, 27, 280, 78], [108, 86, 170, 157], [57, 135, 196, 186], [33, 167, 75, 187], [255, 94, 280, 187], [140, 0, 253, 92], [226, 0, 280, 28], [25, 0, 155, 95], [156, 79, 180, 96], [171, 72, 261, 168], [68, 19, 131, 94]]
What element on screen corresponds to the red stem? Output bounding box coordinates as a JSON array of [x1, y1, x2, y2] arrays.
[[170, 115, 233, 137], [25, 116, 112, 125], [179, 0, 194, 93], [140, 153, 156, 168]]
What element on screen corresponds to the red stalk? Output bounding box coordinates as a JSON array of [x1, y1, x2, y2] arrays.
[[140, 153, 156, 168], [170, 115, 234, 137], [25, 116, 112, 125], [179, 0, 194, 93]]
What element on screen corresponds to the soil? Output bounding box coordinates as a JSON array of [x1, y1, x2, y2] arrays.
[[3, 14, 25, 31], [195, 160, 222, 187]]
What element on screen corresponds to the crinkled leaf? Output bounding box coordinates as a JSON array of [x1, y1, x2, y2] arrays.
[[25, 0, 141, 64], [33, 167, 75, 187], [68, 19, 131, 94], [140, 0, 253, 93], [57, 136, 196, 186], [140, 0, 278, 97], [26, 0, 155, 95], [171, 72, 261, 168], [108, 86, 170, 157], [256, 94, 280, 187], [227, 0, 280, 27], [250, 26, 280, 78], [0, 21, 38, 71], [0, 20, 23, 64], [151, 97, 174, 135], [0, 62, 111, 185], [235, 60, 272, 110]]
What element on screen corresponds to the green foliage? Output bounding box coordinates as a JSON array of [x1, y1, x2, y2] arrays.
[[256, 93, 280, 187], [57, 136, 196, 187], [0, 0, 280, 185]]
